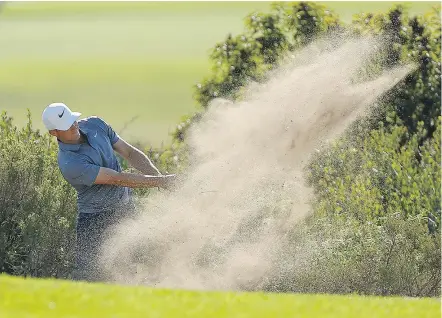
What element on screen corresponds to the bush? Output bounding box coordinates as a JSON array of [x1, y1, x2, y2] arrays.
[[351, 4, 441, 140], [193, 2, 341, 108], [0, 111, 77, 278], [263, 213, 440, 297], [306, 117, 441, 229]]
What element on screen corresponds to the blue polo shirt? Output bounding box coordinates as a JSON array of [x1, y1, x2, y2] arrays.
[[57, 116, 130, 214]]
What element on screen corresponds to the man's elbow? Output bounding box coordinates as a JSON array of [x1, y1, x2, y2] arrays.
[[113, 139, 135, 161], [93, 168, 121, 185]]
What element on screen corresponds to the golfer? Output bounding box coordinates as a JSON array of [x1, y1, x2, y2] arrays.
[[42, 102, 176, 282]]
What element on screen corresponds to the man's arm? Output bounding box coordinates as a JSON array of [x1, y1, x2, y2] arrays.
[[112, 138, 161, 176], [94, 167, 174, 189]]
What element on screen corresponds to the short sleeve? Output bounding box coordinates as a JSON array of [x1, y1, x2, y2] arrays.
[[99, 117, 120, 145], [60, 159, 100, 187], [106, 122, 120, 145]]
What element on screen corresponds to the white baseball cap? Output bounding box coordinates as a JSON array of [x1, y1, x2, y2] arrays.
[[42, 102, 81, 131]]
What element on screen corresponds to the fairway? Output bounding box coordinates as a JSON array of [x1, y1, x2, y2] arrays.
[[0, 2, 273, 147], [0, 1, 438, 146], [0, 274, 439, 318]]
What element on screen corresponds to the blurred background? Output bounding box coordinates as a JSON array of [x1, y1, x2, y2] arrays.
[[0, 1, 436, 147]]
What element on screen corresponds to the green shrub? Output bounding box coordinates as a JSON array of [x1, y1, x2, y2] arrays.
[[263, 213, 440, 297], [194, 1, 341, 107], [306, 117, 441, 229], [0, 111, 77, 278], [351, 4, 441, 139]]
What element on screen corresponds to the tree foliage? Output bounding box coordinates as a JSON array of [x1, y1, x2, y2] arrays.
[[351, 5, 441, 140], [306, 117, 441, 230], [193, 2, 342, 110]]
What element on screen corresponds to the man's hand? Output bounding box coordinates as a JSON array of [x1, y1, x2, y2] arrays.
[[161, 174, 177, 190]]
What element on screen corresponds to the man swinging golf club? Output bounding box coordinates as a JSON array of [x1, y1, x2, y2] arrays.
[[42, 102, 176, 282]]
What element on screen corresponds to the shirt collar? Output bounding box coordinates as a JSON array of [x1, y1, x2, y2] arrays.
[[58, 125, 89, 152]]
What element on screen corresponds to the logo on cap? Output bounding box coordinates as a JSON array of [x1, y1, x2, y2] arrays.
[[58, 109, 65, 118]]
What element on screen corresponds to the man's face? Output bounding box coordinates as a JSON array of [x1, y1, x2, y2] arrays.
[[50, 121, 81, 143]]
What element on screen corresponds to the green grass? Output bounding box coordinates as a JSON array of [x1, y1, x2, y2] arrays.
[[0, 1, 438, 146], [0, 274, 439, 318], [0, 2, 274, 146]]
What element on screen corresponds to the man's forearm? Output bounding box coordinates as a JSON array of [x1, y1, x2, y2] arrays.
[[105, 172, 168, 188], [127, 148, 161, 175]]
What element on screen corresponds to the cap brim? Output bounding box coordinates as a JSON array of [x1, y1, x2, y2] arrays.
[[58, 112, 81, 131]]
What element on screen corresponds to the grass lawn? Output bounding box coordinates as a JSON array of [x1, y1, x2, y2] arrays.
[[0, 1, 438, 147], [0, 274, 440, 318]]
